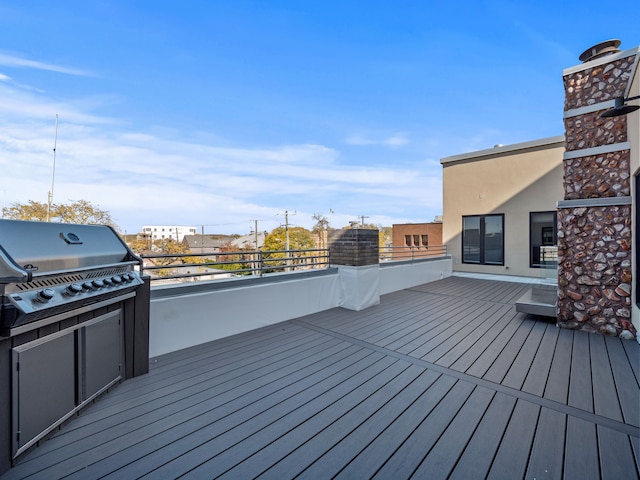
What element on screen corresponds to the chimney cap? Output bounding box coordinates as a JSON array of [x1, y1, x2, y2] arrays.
[[579, 39, 621, 62]]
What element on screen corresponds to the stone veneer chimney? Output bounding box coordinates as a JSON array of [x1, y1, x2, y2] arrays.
[[557, 41, 638, 339]]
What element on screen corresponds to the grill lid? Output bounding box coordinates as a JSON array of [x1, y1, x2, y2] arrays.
[[0, 220, 139, 281]]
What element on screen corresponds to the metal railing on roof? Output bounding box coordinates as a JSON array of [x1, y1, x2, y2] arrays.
[[140, 248, 330, 282], [379, 245, 448, 262]]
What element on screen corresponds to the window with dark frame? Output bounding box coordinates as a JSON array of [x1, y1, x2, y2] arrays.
[[405, 235, 411, 247], [421, 235, 428, 247], [462, 214, 504, 265], [413, 235, 420, 247], [530, 211, 557, 268]]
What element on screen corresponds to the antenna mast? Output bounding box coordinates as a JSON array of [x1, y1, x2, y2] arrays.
[[46, 114, 59, 222]]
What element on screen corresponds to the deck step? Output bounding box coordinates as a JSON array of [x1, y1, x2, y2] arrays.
[[515, 287, 557, 318]]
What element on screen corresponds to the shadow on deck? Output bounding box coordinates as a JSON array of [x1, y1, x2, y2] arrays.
[[2, 276, 639, 479]]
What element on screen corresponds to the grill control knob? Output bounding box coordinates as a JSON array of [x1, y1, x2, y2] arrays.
[[82, 281, 95, 290], [112, 275, 123, 284], [92, 279, 105, 289], [122, 273, 132, 282], [103, 278, 114, 286], [36, 288, 55, 303], [64, 283, 83, 296]]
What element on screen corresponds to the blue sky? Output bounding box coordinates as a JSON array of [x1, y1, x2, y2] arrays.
[[1, 1, 638, 234]]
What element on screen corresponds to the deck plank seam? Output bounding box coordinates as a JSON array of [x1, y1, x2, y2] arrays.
[[292, 319, 640, 438]]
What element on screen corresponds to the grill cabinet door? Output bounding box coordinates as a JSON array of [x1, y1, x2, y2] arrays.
[[83, 310, 122, 400], [12, 330, 76, 455]]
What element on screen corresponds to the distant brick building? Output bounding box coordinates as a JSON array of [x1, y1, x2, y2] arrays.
[[392, 223, 443, 250]]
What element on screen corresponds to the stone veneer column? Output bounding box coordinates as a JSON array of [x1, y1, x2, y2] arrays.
[[558, 50, 638, 339]]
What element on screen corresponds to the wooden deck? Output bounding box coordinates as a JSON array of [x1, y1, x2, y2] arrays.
[[2, 276, 639, 479]]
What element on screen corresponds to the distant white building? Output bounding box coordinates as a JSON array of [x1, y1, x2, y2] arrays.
[[141, 225, 198, 242]]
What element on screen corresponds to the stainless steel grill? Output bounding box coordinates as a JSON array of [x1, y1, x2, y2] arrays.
[[0, 219, 149, 468], [0, 219, 143, 332]]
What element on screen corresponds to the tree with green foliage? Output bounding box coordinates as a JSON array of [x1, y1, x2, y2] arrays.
[[263, 226, 315, 252], [263, 226, 316, 272], [3, 199, 118, 230]]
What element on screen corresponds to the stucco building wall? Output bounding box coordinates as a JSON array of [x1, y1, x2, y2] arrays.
[[441, 137, 565, 278]]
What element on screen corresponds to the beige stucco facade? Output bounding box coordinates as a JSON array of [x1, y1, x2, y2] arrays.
[[441, 136, 565, 278]]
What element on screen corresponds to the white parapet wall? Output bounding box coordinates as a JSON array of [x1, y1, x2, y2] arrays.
[[379, 256, 453, 295], [149, 256, 453, 357], [149, 270, 341, 357]]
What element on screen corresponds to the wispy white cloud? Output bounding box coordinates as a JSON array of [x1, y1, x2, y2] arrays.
[[0, 52, 93, 76], [0, 73, 9, 81], [0, 78, 441, 233], [344, 132, 409, 147]]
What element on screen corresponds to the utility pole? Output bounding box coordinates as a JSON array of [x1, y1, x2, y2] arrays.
[[359, 215, 369, 227], [280, 210, 296, 271], [46, 114, 59, 222], [254, 220, 259, 250], [285, 211, 290, 252]]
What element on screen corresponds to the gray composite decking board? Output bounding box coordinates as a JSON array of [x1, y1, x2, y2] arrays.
[[621, 337, 640, 384], [20, 340, 368, 474], [399, 299, 497, 359], [597, 425, 639, 479], [520, 320, 560, 396], [481, 282, 530, 304], [11, 340, 368, 478], [329, 374, 458, 480], [487, 399, 540, 479], [604, 335, 640, 427], [395, 299, 496, 358], [367, 293, 467, 343], [370, 381, 477, 479], [543, 327, 574, 404], [126, 356, 405, 480], [61, 351, 394, 480], [568, 330, 594, 413], [564, 416, 600, 479], [2, 277, 638, 480], [260, 367, 442, 480], [10, 332, 348, 472], [214, 363, 429, 479], [334, 291, 454, 339], [310, 295, 432, 340], [430, 303, 513, 368], [590, 334, 624, 422], [496, 316, 549, 391], [462, 311, 528, 379], [419, 302, 509, 364], [632, 436, 640, 474], [382, 298, 483, 355], [176, 359, 415, 479], [481, 315, 536, 384], [447, 306, 522, 373], [447, 393, 518, 479], [147, 320, 314, 369], [353, 294, 463, 345], [60, 328, 339, 431], [409, 386, 496, 479], [381, 297, 484, 354], [525, 407, 566, 480]]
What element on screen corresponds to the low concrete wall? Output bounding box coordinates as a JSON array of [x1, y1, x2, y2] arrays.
[[379, 256, 453, 295], [149, 257, 453, 357], [149, 269, 341, 357]]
